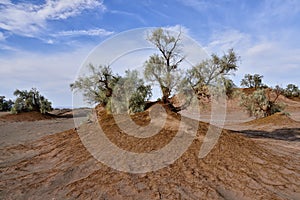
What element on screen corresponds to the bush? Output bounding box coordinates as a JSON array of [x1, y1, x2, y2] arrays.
[[0, 96, 14, 111], [283, 84, 299, 98], [187, 49, 239, 100], [237, 88, 285, 118], [240, 74, 265, 89], [111, 70, 152, 114], [71, 65, 152, 114], [11, 88, 52, 114]]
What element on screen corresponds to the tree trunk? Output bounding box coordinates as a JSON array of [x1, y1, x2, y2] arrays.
[[161, 86, 170, 104]]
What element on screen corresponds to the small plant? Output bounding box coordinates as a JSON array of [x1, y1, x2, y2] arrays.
[[237, 88, 285, 118]]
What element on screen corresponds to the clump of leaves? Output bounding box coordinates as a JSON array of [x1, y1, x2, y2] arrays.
[[71, 65, 151, 114], [237, 88, 285, 118], [0, 96, 14, 111], [111, 70, 152, 114], [187, 48, 239, 101], [283, 84, 300, 98], [11, 88, 52, 114], [240, 74, 267, 89]]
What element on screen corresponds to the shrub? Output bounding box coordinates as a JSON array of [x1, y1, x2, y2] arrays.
[[283, 84, 299, 98], [0, 96, 14, 111], [237, 88, 285, 118], [71, 65, 152, 114], [240, 74, 265, 89], [11, 88, 52, 114]]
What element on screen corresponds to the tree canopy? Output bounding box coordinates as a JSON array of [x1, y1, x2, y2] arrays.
[[11, 88, 52, 114], [284, 84, 299, 97], [70, 27, 288, 119], [186, 49, 239, 99], [240, 74, 265, 89], [0, 96, 14, 111], [144, 28, 184, 104], [71, 65, 151, 113], [237, 87, 284, 118], [70, 64, 120, 106]]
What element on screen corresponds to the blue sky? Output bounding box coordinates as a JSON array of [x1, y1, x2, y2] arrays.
[[0, 0, 299, 107]]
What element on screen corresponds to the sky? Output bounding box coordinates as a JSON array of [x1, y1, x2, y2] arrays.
[[0, 0, 299, 107]]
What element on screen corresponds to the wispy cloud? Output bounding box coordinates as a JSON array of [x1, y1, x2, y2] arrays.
[[204, 27, 300, 86], [164, 24, 190, 35], [0, 46, 93, 106], [110, 10, 146, 24], [0, 32, 6, 41], [54, 28, 114, 37], [206, 29, 251, 54], [177, 0, 215, 11], [0, 0, 105, 37], [259, 0, 300, 20]]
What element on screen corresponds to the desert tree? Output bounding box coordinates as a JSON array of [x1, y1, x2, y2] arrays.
[[144, 28, 184, 104], [237, 87, 284, 118], [284, 84, 299, 97], [241, 74, 265, 89], [11, 88, 52, 114], [0, 96, 14, 111], [70, 64, 121, 106], [111, 70, 152, 114], [186, 49, 239, 100], [71, 64, 151, 113]]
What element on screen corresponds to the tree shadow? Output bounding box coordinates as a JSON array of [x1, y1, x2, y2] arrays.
[[235, 128, 300, 142]]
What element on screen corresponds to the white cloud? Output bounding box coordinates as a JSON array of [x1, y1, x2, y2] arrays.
[[55, 28, 114, 37], [164, 24, 190, 35], [259, 0, 300, 20], [205, 28, 300, 87], [177, 0, 215, 11], [0, 46, 94, 107], [110, 10, 146, 24], [246, 43, 275, 57], [0, 0, 105, 37], [206, 29, 251, 54], [0, 32, 6, 41]]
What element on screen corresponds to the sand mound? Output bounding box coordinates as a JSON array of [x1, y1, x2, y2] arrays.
[[0, 111, 56, 122], [244, 112, 298, 126], [1, 108, 299, 199]]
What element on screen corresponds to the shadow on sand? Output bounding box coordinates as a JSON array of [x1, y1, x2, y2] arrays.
[[236, 128, 300, 142]]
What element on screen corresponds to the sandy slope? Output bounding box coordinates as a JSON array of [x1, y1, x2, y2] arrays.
[[0, 104, 299, 199]]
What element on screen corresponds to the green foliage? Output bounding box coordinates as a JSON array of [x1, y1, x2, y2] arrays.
[[144, 28, 184, 103], [128, 85, 152, 113], [0, 96, 14, 111], [11, 88, 52, 114], [70, 64, 120, 106], [71, 65, 151, 113], [71, 29, 245, 114], [112, 70, 152, 114], [223, 78, 236, 98], [283, 84, 300, 97], [240, 74, 265, 89], [186, 49, 239, 99], [237, 88, 284, 118]]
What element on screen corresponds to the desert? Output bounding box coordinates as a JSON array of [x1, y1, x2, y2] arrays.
[[1, 95, 299, 199]]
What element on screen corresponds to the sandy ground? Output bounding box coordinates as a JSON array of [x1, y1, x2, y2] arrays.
[[0, 98, 299, 199], [0, 118, 75, 148]]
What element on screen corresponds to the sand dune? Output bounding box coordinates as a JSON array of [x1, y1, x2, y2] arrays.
[[0, 100, 299, 199]]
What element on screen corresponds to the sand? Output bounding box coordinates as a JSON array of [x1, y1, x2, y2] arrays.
[[0, 98, 299, 199]]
